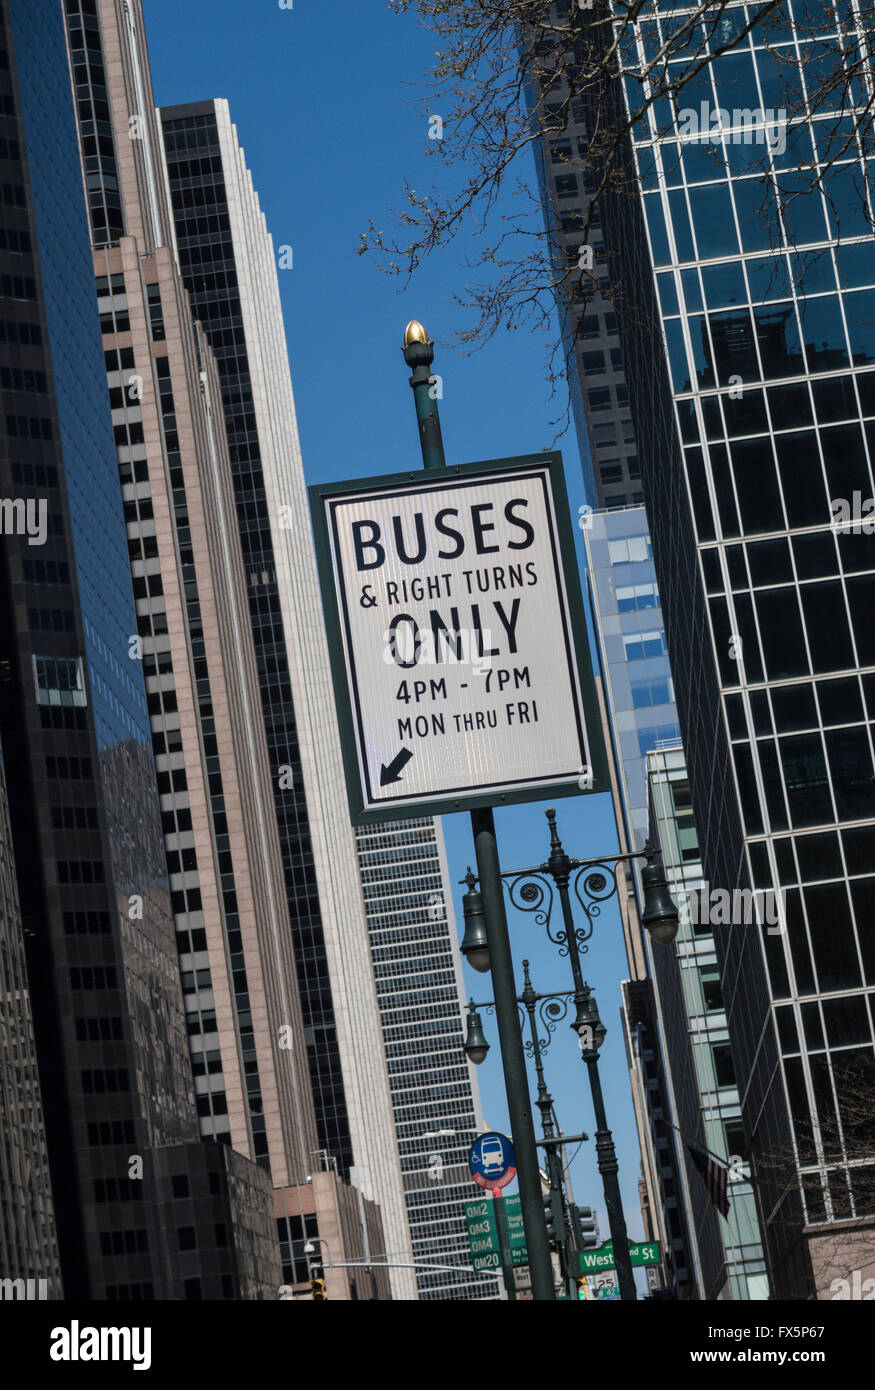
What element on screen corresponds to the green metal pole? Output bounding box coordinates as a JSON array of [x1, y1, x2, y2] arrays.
[[402, 320, 447, 472], [401, 323, 555, 1301], [521, 962, 574, 1299], [492, 1192, 517, 1301], [585, 1054, 636, 1302], [544, 809, 637, 1302], [471, 807, 556, 1301]]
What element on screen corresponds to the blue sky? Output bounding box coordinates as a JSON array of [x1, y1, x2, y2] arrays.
[[144, 0, 651, 1283]]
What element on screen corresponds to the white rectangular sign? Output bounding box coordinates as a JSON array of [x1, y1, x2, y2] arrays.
[[312, 456, 604, 821]]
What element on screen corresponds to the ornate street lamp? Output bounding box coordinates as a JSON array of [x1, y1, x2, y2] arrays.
[[459, 867, 491, 973], [463, 1005, 490, 1065], [460, 807, 680, 1301], [463, 965, 588, 1299], [640, 856, 682, 945], [575, 982, 607, 1060]]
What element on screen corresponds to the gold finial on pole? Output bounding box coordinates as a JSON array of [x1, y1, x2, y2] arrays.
[[403, 319, 430, 348]]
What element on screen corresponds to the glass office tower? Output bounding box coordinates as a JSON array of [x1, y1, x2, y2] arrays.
[[0, 749, 60, 1296], [586, 503, 769, 1300], [0, 0, 199, 1297], [584, 508, 692, 1293], [606, 0, 875, 1296], [584, 511, 680, 850], [534, 2, 773, 1296], [532, 7, 701, 1288], [0, 0, 284, 1301], [647, 744, 768, 1300]]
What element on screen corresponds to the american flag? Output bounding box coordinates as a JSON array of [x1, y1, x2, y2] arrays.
[[687, 1143, 730, 1219]]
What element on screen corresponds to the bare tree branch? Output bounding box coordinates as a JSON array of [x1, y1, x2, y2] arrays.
[[361, 0, 875, 420]]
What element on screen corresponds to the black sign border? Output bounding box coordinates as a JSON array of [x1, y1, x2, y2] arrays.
[[308, 452, 609, 824]]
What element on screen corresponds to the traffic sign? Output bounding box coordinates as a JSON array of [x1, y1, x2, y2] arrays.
[[464, 1195, 528, 1269], [578, 1239, 661, 1273], [469, 1131, 516, 1191], [593, 1277, 621, 1300], [309, 454, 607, 823]]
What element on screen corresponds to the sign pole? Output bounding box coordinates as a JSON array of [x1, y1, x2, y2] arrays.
[[492, 1192, 517, 1302], [402, 321, 555, 1302], [470, 808, 555, 1301]]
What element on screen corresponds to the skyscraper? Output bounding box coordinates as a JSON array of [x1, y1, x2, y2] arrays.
[[59, 0, 400, 1298], [159, 98, 415, 1296], [602, 0, 875, 1297], [0, 749, 60, 1297], [531, 2, 645, 512], [63, 0, 319, 1197], [0, 0, 280, 1299], [584, 507, 769, 1300], [356, 816, 499, 1300], [532, 2, 697, 1291], [583, 508, 694, 1294], [647, 741, 768, 1300]]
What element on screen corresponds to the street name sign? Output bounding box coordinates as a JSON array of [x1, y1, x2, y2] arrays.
[[309, 454, 607, 823], [464, 1195, 528, 1270], [578, 1239, 661, 1273]]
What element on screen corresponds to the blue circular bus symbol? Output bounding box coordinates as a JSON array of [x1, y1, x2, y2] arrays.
[[469, 1131, 516, 1191]]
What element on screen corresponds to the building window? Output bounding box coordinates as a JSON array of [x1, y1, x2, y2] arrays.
[[593, 423, 617, 445], [724, 1119, 747, 1164], [631, 677, 671, 709], [608, 535, 649, 564], [617, 581, 659, 612], [33, 655, 86, 707], [712, 1044, 736, 1088], [637, 723, 679, 756], [700, 967, 724, 1012], [623, 629, 666, 661]]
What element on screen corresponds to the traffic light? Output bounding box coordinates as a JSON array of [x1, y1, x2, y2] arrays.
[[310, 1277, 327, 1301], [574, 1205, 598, 1249], [543, 1195, 558, 1249], [575, 1275, 588, 1301]]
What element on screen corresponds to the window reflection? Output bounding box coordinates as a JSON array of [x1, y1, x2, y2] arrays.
[[746, 252, 792, 303], [824, 165, 873, 239], [835, 241, 875, 290], [778, 174, 829, 245], [842, 289, 875, 366], [702, 261, 747, 309], [734, 178, 781, 251], [799, 294, 849, 371], [690, 184, 739, 259]]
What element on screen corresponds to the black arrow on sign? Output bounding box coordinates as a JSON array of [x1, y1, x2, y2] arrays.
[[380, 748, 413, 786]]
